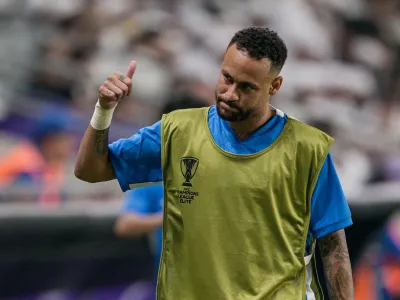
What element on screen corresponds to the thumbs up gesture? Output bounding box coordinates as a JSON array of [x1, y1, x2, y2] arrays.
[[98, 61, 137, 110]]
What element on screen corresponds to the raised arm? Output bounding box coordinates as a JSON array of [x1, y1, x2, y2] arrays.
[[318, 229, 354, 300], [74, 61, 136, 183]]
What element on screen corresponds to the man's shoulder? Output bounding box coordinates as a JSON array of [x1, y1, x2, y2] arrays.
[[287, 116, 333, 142], [284, 116, 334, 157]]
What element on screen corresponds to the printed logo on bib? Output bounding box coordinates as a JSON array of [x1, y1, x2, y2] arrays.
[[178, 157, 200, 204]]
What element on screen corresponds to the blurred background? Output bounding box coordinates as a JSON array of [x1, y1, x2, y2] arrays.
[[0, 0, 399, 299]]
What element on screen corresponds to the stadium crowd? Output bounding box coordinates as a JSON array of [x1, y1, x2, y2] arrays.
[[0, 0, 399, 204]]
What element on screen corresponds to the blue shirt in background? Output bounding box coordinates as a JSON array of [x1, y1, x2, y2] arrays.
[[120, 183, 164, 279]]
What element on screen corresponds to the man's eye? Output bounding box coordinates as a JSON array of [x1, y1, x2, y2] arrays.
[[243, 84, 254, 91], [223, 74, 233, 83]]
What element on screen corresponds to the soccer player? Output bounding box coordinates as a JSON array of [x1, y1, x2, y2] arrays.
[[114, 94, 207, 293], [75, 27, 354, 299]]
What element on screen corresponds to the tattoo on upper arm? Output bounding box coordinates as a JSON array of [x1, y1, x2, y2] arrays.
[[318, 229, 354, 300], [319, 229, 349, 259], [95, 128, 109, 156]]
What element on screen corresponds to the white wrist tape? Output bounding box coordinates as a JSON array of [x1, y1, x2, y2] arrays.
[[90, 100, 116, 130]]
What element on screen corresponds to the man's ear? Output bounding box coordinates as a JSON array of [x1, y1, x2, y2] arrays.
[[269, 76, 283, 96]]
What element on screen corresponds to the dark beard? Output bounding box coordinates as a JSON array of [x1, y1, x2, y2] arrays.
[[216, 103, 252, 122], [215, 94, 253, 122]]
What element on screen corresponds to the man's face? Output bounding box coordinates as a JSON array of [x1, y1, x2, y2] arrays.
[[215, 44, 281, 122]]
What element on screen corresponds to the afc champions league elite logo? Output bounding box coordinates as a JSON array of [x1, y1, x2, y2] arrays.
[[180, 157, 199, 187], [178, 157, 200, 204]]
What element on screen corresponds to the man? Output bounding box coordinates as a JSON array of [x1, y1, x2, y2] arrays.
[[75, 27, 354, 299], [113, 94, 208, 286]]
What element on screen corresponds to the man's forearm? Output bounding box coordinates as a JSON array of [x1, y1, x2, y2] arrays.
[[114, 213, 163, 237], [75, 61, 136, 183], [74, 125, 115, 183], [95, 128, 108, 155], [318, 229, 354, 300]]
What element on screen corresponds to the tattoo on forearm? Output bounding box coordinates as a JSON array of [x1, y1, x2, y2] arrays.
[[95, 129, 109, 156], [319, 230, 354, 300]]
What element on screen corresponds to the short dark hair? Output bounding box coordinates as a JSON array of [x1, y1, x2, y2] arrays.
[[228, 27, 288, 72]]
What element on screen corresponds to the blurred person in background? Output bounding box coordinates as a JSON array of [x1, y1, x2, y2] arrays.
[[354, 211, 400, 300], [0, 110, 76, 207], [114, 93, 207, 298], [75, 27, 353, 299]]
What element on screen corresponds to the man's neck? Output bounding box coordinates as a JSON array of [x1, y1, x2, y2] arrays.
[[228, 105, 275, 141]]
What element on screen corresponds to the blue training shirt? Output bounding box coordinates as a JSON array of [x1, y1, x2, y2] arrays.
[[112, 106, 353, 296]]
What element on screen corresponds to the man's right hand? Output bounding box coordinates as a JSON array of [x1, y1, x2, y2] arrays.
[[74, 61, 137, 183], [98, 61, 137, 110]]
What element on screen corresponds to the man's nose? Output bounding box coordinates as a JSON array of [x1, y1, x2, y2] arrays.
[[223, 85, 239, 101]]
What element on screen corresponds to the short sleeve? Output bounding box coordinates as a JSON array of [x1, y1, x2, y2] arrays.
[[310, 153, 353, 239], [108, 121, 162, 192]]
